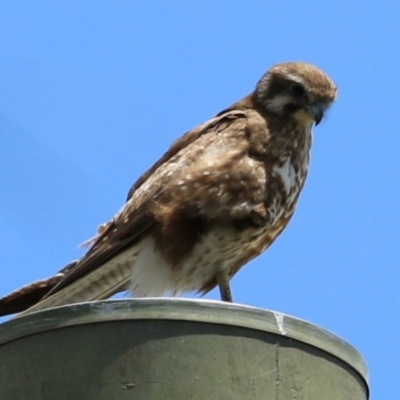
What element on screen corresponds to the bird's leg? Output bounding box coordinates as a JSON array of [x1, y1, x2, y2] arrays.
[[216, 267, 233, 302]]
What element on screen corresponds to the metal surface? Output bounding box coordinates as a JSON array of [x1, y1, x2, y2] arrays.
[[0, 299, 369, 400]]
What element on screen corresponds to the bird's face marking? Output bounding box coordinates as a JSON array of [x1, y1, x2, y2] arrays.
[[255, 62, 337, 128]]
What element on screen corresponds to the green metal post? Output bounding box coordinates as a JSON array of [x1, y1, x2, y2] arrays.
[[0, 299, 368, 399]]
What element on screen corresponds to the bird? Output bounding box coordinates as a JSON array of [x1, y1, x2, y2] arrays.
[[0, 61, 337, 317]]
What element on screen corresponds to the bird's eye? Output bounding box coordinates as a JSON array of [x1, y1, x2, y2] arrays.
[[291, 83, 306, 96]]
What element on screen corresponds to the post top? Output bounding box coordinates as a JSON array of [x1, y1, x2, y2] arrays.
[[0, 298, 368, 384]]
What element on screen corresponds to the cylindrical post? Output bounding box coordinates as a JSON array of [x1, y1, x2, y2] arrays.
[[0, 299, 368, 399]]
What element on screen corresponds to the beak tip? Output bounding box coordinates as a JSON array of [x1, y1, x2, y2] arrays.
[[307, 104, 324, 126]]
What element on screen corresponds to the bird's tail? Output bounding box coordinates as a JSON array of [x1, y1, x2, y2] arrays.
[[0, 261, 77, 317], [0, 256, 133, 318], [17, 260, 131, 317]]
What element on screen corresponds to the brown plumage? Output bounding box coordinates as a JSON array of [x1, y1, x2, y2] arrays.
[[0, 61, 337, 316]]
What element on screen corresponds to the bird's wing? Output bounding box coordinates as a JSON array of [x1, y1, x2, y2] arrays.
[[7, 108, 270, 316], [43, 110, 250, 295]]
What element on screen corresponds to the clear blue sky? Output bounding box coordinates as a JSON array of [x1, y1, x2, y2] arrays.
[[0, 2, 398, 398]]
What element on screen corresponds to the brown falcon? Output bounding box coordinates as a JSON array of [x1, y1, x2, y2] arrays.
[[0, 62, 337, 316]]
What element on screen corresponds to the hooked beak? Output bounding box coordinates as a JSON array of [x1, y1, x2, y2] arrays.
[[306, 102, 325, 126]]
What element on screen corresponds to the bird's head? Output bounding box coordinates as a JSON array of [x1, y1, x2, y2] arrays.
[[254, 62, 337, 127]]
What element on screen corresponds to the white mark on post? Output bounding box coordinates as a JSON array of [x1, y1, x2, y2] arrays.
[[273, 312, 287, 335]]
